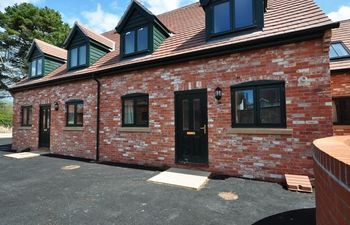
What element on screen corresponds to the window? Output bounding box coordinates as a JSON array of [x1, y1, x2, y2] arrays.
[[124, 26, 149, 55], [210, 0, 257, 36], [69, 45, 87, 69], [30, 58, 43, 77], [122, 94, 149, 127], [329, 42, 350, 59], [231, 81, 286, 128], [21, 106, 32, 126], [66, 101, 83, 127], [333, 97, 350, 125]]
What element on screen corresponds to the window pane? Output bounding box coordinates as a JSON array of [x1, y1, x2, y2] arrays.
[[124, 99, 134, 125], [137, 27, 148, 51], [70, 48, 78, 67], [235, 89, 254, 124], [213, 1, 231, 33], [235, 0, 254, 28], [22, 108, 28, 125], [28, 107, 32, 125], [182, 99, 189, 130], [135, 98, 148, 125], [76, 103, 83, 125], [329, 45, 338, 59], [193, 99, 201, 130], [259, 87, 281, 124], [79, 45, 87, 65], [342, 100, 350, 123], [37, 59, 43, 76], [67, 104, 75, 125], [31, 60, 37, 76], [332, 43, 349, 57], [125, 31, 135, 54]]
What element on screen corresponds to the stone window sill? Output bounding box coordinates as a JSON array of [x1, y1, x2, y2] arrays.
[[63, 127, 84, 131], [118, 127, 151, 133], [227, 128, 293, 135], [334, 125, 350, 129], [19, 126, 32, 130]]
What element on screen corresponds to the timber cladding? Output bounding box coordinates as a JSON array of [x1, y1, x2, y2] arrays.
[[12, 36, 333, 181]]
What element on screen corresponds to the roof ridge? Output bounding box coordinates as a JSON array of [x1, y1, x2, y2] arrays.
[[157, 2, 200, 17], [75, 21, 115, 46]]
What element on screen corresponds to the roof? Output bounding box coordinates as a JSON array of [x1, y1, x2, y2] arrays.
[[27, 39, 67, 61], [330, 19, 350, 72], [63, 22, 115, 50], [11, 0, 337, 91]]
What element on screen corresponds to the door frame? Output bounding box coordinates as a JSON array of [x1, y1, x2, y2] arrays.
[[38, 104, 51, 148], [174, 88, 208, 164]]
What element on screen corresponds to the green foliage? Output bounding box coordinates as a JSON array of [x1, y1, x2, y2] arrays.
[[0, 101, 13, 127], [0, 3, 70, 91]]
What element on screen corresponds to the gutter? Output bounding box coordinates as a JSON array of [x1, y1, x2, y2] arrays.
[[9, 22, 340, 93], [93, 75, 101, 162]]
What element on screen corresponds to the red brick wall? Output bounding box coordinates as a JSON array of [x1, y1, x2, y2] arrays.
[[313, 137, 350, 225], [12, 34, 333, 181], [331, 71, 350, 135], [12, 81, 97, 159]]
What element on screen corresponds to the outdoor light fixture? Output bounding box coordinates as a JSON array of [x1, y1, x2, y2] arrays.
[[54, 102, 59, 111], [215, 87, 222, 101]]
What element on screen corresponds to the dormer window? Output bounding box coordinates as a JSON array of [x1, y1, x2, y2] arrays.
[[69, 45, 87, 69], [30, 58, 43, 77], [116, 1, 170, 58], [203, 0, 264, 38], [124, 26, 149, 55]]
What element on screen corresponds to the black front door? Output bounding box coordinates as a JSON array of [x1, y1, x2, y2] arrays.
[[175, 89, 208, 164], [39, 105, 51, 148]]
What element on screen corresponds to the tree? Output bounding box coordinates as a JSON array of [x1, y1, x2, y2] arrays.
[[0, 3, 70, 94]]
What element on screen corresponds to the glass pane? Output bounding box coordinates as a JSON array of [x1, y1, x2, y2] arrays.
[[193, 99, 201, 130], [125, 31, 135, 54], [135, 98, 148, 125], [76, 103, 83, 125], [79, 45, 87, 65], [37, 59, 43, 76], [332, 100, 338, 123], [182, 99, 189, 130], [235, 89, 254, 124], [28, 108, 32, 125], [70, 48, 78, 67], [67, 104, 75, 125], [137, 27, 148, 52], [124, 99, 134, 125], [213, 1, 231, 33], [329, 45, 338, 59], [22, 108, 28, 125], [31, 60, 37, 76], [259, 87, 281, 124], [235, 0, 253, 28], [342, 99, 350, 122], [332, 43, 349, 57]]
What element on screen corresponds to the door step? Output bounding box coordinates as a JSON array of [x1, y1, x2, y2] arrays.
[[148, 168, 211, 191]]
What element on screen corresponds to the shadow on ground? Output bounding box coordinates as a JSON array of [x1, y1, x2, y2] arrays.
[[252, 208, 316, 225]]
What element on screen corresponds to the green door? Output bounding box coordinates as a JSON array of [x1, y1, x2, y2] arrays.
[[175, 89, 208, 164]]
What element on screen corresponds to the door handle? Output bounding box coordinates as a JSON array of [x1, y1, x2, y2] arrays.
[[200, 125, 207, 134]]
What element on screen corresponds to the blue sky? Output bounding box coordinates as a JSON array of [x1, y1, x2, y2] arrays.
[[1, 0, 350, 33]]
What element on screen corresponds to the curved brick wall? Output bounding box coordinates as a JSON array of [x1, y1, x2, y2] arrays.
[[313, 136, 350, 225]]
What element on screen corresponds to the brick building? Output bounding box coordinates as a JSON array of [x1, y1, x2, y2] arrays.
[[330, 19, 350, 136], [10, 0, 338, 181]]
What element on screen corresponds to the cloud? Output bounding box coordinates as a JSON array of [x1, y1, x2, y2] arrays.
[[140, 0, 197, 15], [0, 0, 43, 12], [81, 4, 119, 33], [327, 6, 350, 21]]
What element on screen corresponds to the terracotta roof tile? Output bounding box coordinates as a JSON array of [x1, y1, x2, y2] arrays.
[[30, 39, 67, 60], [330, 19, 350, 71], [74, 22, 115, 50], [12, 0, 336, 89]]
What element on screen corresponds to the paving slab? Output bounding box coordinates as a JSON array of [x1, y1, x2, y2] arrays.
[[148, 168, 211, 190], [4, 152, 40, 159]]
